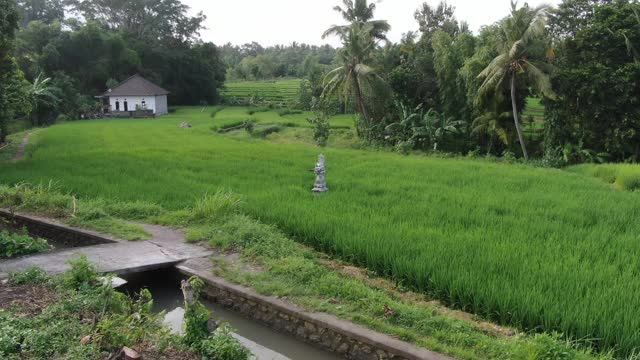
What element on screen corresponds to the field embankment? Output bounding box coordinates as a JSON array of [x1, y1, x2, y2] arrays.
[[1, 106, 639, 356]]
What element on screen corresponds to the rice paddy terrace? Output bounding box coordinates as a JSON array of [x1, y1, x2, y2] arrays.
[[1, 106, 640, 357], [221, 79, 302, 106]]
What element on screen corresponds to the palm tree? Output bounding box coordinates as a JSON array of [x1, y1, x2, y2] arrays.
[[476, 1, 555, 160], [421, 109, 465, 151], [29, 72, 59, 125], [471, 112, 511, 155], [322, 22, 385, 130], [325, 0, 391, 40]]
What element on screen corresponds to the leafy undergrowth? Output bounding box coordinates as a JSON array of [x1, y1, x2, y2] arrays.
[[568, 163, 640, 191], [0, 260, 193, 359], [156, 191, 610, 360], [0, 132, 26, 162], [1, 259, 249, 360], [0, 229, 50, 258], [0, 182, 153, 240]]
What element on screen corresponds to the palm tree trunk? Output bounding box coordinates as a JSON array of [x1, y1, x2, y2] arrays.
[[353, 75, 370, 127], [510, 73, 529, 160], [488, 134, 495, 155]]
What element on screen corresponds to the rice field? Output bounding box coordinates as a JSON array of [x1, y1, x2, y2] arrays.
[[221, 79, 303, 106], [569, 163, 640, 191], [1, 106, 640, 356]]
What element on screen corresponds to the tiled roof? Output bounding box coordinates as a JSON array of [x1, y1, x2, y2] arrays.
[[102, 74, 169, 97]]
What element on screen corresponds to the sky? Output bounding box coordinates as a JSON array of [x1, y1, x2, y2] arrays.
[[185, 0, 560, 47]]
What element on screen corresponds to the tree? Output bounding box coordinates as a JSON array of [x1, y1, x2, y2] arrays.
[[326, 0, 391, 40], [0, 0, 20, 143], [414, 1, 463, 40], [322, 22, 386, 132], [66, 0, 206, 44], [471, 111, 511, 155], [322, 1, 389, 133], [545, 0, 640, 162], [421, 109, 465, 151], [28, 72, 59, 125], [16, 0, 64, 27], [477, 1, 555, 160]]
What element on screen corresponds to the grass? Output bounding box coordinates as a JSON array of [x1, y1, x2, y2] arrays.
[[568, 163, 640, 191], [221, 79, 303, 106], [1, 106, 639, 356], [0, 182, 152, 241], [171, 196, 606, 360]]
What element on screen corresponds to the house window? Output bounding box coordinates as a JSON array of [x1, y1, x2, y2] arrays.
[[124, 100, 128, 112], [141, 99, 146, 109], [115, 100, 120, 111]]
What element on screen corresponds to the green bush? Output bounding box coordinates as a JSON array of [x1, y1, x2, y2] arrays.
[[0, 230, 50, 258], [8, 266, 49, 285], [198, 326, 251, 360], [62, 255, 99, 290]]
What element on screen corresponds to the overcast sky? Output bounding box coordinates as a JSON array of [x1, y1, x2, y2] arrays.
[[185, 0, 560, 47]]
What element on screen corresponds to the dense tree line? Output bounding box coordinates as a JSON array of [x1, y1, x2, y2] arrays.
[[314, 0, 640, 163], [221, 42, 337, 81], [0, 0, 226, 136]]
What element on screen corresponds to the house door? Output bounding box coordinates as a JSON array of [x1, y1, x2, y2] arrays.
[[115, 101, 120, 111], [124, 101, 128, 111]]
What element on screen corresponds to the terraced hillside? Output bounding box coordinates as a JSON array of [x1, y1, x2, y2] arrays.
[[221, 79, 303, 107]]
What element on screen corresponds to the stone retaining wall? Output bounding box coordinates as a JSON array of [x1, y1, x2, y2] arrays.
[[0, 210, 119, 248], [176, 262, 452, 360]]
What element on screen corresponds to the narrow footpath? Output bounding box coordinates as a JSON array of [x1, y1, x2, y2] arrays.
[[12, 132, 32, 162]]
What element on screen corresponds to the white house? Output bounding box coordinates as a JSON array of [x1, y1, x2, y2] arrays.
[[102, 74, 169, 116]]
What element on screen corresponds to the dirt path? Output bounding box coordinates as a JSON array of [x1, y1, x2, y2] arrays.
[[12, 132, 32, 162]]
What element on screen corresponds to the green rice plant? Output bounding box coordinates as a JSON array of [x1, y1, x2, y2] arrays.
[[1, 106, 639, 356], [251, 125, 282, 138], [189, 191, 243, 223]]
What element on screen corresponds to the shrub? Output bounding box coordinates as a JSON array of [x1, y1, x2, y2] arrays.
[[307, 113, 330, 147], [62, 255, 99, 290], [56, 114, 70, 123], [9, 266, 49, 285], [0, 230, 50, 258], [198, 326, 251, 360]]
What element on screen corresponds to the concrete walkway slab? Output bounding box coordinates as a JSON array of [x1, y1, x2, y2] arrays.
[[0, 216, 212, 276]]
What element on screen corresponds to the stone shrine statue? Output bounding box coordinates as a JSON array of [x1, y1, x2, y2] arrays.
[[312, 154, 328, 193]]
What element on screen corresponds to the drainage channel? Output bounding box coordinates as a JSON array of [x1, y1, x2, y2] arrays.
[[119, 268, 343, 360]]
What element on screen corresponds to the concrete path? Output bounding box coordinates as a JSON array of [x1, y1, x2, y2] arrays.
[[0, 223, 212, 276], [12, 132, 32, 162]]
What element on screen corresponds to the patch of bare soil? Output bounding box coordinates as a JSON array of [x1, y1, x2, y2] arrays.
[[0, 281, 59, 316], [132, 340, 199, 360]]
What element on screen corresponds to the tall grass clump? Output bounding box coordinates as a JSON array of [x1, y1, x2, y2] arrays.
[[189, 191, 242, 223], [569, 163, 640, 191]]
